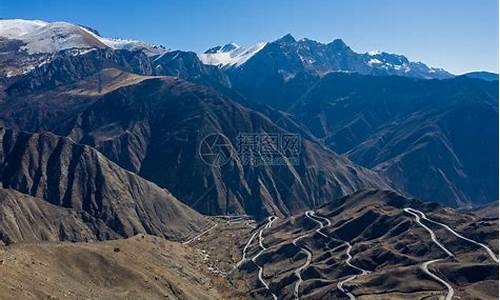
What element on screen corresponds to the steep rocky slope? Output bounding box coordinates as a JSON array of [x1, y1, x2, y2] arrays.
[[0, 187, 119, 245], [3, 48, 153, 97], [0, 127, 209, 243]]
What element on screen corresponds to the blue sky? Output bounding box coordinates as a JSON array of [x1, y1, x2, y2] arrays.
[[1, 0, 498, 74]]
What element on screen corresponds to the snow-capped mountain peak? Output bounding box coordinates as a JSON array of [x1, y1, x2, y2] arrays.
[[0, 18, 167, 78], [0, 19, 452, 80], [0, 19, 166, 56], [17, 21, 107, 54], [213, 35, 453, 80]]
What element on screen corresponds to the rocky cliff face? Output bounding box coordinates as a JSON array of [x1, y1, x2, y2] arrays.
[[152, 50, 232, 90]]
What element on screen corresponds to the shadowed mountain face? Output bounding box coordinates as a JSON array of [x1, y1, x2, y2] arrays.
[[0, 19, 496, 211], [143, 39, 498, 209], [0, 68, 391, 219], [0, 127, 209, 244], [225, 71, 498, 207], [230, 190, 498, 299], [284, 74, 499, 207], [462, 71, 499, 82]]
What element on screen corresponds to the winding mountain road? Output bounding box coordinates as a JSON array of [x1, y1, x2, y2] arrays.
[[406, 208, 498, 263], [335, 241, 371, 300], [421, 259, 454, 300], [182, 223, 218, 245], [291, 210, 333, 299], [235, 230, 259, 268], [404, 207, 499, 300], [235, 216, 278, 299], [403, 208, 454, 257], [404, 207, 455, 300], [253, 216, 278, 300], [305, 210, 329, 238], [307, 211, 370, 300], [292, 230, 313, 300], [337, 276, 356, 300]]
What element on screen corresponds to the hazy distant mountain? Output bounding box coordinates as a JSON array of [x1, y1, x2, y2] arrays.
[[272, 73, 499, 207], [462, 71, 499, 82]]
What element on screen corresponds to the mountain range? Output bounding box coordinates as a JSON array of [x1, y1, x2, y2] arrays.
[[0, 18, 497, 215], [0, 18, 497, 300]]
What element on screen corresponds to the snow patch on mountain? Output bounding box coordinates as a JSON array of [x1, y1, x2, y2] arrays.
[[17, 22, 106, 54], [198, 42, 266, 67], [367, 50, 382, 56], [0, 19, 48, 38], [94, 36, 166, 56], [368, 58, 382, 65]]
